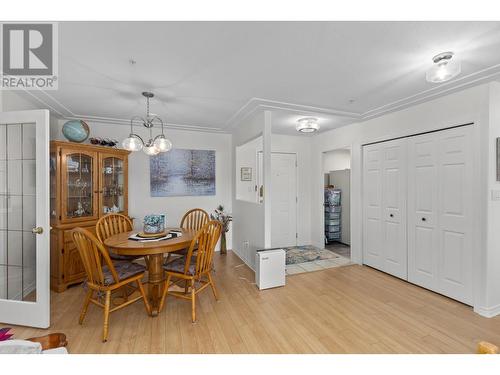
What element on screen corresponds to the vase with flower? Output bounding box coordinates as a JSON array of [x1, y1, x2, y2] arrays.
[[210, 205, 232, 255]]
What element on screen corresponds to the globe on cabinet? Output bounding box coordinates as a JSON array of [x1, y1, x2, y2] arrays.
[[62, 120, 90, 143]]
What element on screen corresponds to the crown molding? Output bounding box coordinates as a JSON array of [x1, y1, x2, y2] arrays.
[[19, 90, 228, 133], [224, 97, 362, 129], [359, 62, 500, 120], [62, 114, 228, 133], [225, 63, 500, 129]]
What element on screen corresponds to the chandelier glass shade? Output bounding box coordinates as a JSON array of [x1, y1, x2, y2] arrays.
[[122, 92, 173, 155]]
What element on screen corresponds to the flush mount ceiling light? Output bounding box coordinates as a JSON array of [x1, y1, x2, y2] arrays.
[[122, 92, 172, 155], [426, 51, 461, 83], [296, 117, 320, 133]]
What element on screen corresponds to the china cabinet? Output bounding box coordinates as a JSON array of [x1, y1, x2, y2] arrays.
[[50, 141, 130, 292]]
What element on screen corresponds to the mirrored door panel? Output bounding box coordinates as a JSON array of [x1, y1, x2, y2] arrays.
[[101, 156, 126, 215], [0, 122, 37, 302]]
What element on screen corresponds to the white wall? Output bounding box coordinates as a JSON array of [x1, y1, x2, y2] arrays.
[[323, 149, 351, 174], [235, 136, 263, 203], [484, 82, 500, 316], [54, 120, 233, 249], [310, 83, 500, 316], [232, 112, 268, 270]]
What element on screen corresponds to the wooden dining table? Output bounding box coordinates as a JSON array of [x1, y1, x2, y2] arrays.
[[104, 227, 196, 316]]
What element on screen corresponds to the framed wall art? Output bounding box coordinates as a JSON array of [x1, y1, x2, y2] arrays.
[[241, 167, 252, 181]]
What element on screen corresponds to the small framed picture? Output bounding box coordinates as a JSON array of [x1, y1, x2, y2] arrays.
[[241, 167, 252, 181]]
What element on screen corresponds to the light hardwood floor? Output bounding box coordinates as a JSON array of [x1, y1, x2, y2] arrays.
[[3, 251, 500, 353]]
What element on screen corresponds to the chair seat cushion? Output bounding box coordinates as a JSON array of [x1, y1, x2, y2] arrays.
[[109, 252, 141, 261], [102, 261, 146, 285], [163, 256, 196, 275], [169, 247, 188, 256]]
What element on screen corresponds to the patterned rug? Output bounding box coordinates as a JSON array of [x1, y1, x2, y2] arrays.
[[285, 245, 339, 264], [283, 245, 351, 275]]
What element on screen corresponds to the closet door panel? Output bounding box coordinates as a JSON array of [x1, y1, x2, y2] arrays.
[[437, 128, 473, 304], [408, 135, 439, 291], [408, 126, 473, 305], [363, 145, 383, 270], [381, 140, 407, 279], [363, 139, 407, 278]]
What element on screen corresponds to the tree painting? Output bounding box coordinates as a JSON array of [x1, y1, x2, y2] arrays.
[[150, 149, 216, 197]]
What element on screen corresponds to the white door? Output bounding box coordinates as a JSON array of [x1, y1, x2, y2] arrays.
[[363, 138, 407, 279], [0, 110, 50, 328], [407, 133, 439, 291], [362, 144, 383, 270], [408, 126, 473, 304], [270, 153, 297, 248]]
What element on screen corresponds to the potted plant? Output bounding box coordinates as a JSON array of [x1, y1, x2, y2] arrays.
[[210, 205, 232, 255]]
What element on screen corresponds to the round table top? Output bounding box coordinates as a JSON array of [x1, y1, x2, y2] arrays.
[[104, 228, 196, 256]]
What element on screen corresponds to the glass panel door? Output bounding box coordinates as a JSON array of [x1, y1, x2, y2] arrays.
[[0, 122, 37, 302], [101, 156, 126, 215], [61, 151, 97, 221], [0, 110, 50, 328]]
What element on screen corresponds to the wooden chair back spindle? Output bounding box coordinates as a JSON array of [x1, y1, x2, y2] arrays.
[[185, 220, 222, 277], [96, 213, 133, 244], [180, 208, 209, 232]]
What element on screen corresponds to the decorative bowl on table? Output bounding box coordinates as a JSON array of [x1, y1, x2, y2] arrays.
[[143, 214, 166, 234]]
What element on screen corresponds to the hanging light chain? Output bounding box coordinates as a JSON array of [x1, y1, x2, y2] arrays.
[[122, 91, 172, 154]]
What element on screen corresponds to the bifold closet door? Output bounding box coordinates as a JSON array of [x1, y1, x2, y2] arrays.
[[407, 126, 473, 305], [363, 138, 407, 279]]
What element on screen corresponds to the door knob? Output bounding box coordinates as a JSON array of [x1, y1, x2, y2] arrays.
[[389, 214, 394, 218], [32, 226, 44, 235], [421, 218, 426, 222]]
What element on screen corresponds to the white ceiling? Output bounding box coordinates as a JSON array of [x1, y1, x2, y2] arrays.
[[24, 21, 500, 135]]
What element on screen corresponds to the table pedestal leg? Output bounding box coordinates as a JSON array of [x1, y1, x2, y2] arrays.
[[147, 253, 164, 316]]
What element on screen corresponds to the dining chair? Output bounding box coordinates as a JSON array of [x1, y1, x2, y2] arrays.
[[96, 213, 142, 262], [165, 208, 209, 263], [159, 220, 222, 323], [71, 227, 151, 342]]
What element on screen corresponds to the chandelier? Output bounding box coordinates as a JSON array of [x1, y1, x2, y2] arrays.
[[122, 92, 172, 155]]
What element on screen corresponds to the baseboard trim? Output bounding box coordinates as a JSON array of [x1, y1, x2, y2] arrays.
[[231, 248, 255, 272], [474, 303, 500, 318]]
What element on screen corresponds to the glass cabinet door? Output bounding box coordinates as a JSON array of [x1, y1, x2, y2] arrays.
[[49, 151, 57, 220], [61, 151, 97, 221], [100, 155, 126, 215]]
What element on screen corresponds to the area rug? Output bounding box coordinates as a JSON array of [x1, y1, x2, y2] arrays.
[[284, 245, 351, 275], [285, 245, 339, 264]]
